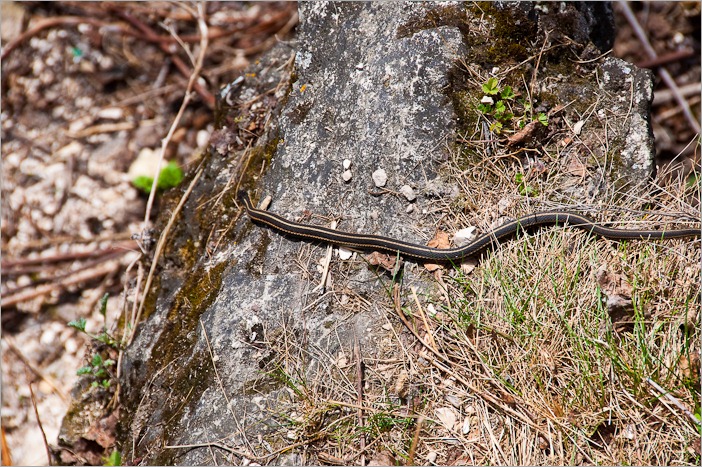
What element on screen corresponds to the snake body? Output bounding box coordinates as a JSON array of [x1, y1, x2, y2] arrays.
[[238, 191, 700, 262]]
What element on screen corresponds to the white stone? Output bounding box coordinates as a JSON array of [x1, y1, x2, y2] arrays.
[[461, 416, 471, 434], [434, 407, 457, 430], [573, 120, 585, 135], [343, 159, 351, 170], [337, 247, 353, 260], [96, 107, 123, 120], [481, 95, 494, 105], [196, 129, 210, 148], [399, 184, 416, 201], [342, 170, 352, 182], [427, 452, 438, 463], [372, 168, 387, 187], [427, 303, 437, 316], [128, 147, 161, 179]]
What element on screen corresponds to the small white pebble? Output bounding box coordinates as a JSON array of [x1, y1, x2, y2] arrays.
[[481, 95, 494, 105], [405, 204, 414, 214], [343, 159, 351, 170], [337, 247, 353, 260], [96, 107, 123, 120], [372, 168, 387, 187], [196, 129, 210, 148], [40, 329, 58, 346], [453, 227, 478, 246], [462, 417, 471, 434], [573, 120, 585, 135], [382, 323, 393, 331], [65, 338, 79, 354], [399, 184, 416, 201], [427, 452, 438, 463], [427, 303, 437, 316], [342, 170, 352, 182]]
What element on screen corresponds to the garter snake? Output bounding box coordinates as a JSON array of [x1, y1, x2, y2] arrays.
[[238, 191, 700, 262]]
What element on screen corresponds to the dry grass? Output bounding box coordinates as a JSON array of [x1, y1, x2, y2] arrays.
[[247, 64, 700, 466]]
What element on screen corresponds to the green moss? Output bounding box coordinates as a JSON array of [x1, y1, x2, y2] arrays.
[[466, 3, 535, 67], [396, 3, 471, 38]]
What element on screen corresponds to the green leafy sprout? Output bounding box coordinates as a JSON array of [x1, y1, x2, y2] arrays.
[[477, 77, 548, 133], [514, 172, 538, 197], [103, 450, 122, 466], [67, 293, 120, 389], [132, 161, 184, 194]]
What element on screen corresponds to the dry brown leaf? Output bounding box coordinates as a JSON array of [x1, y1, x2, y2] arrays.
[[394, 370, 409, 399], [428, 229, 450, 249], [507, 120, 540, 146], [367, 450, 397, 466], [85, 410, 118, 449], [424, 230, 450, 271], [317, 452, 346, 465], [678, 351, 700, 387], [558, 136, 573, 148], [566, 156, 589, 177], [499, 390, 516, 406], [596, 266, 633, 296], [596, 266, 636, 331], [364, 251, 399, 272], [685, 306, 699, 333]]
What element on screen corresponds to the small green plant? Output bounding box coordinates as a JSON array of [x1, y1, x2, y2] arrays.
[[68, 293, 120, 389], [514, 172, 538, 196], [363, 412, 414, 438], [68, 294, 118, 347], [132, 161, 184, 194], [478, 78, 515, 134], [77, 353, 115, 389], [103, 450, 121, 466], [478, 78, 548, 133]]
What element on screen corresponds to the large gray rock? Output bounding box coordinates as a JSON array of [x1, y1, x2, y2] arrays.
[[111, 2, 656, 465]]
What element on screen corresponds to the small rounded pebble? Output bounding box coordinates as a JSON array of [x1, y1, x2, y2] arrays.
[[399, 184, 416, 201], [372, 168, 387, 187], [342, 170, 352, 182], [96, 107, 123, 120], [65, 338, 79, 354], [462, 417, 471, 434], [343, 159, 351, 170], [405, 204, 414, 214], [427, 452, 438, 463], [337, 247, 353, 260]]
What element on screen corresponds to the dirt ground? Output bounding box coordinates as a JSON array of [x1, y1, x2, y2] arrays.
[[1, 2, 699, 465]]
